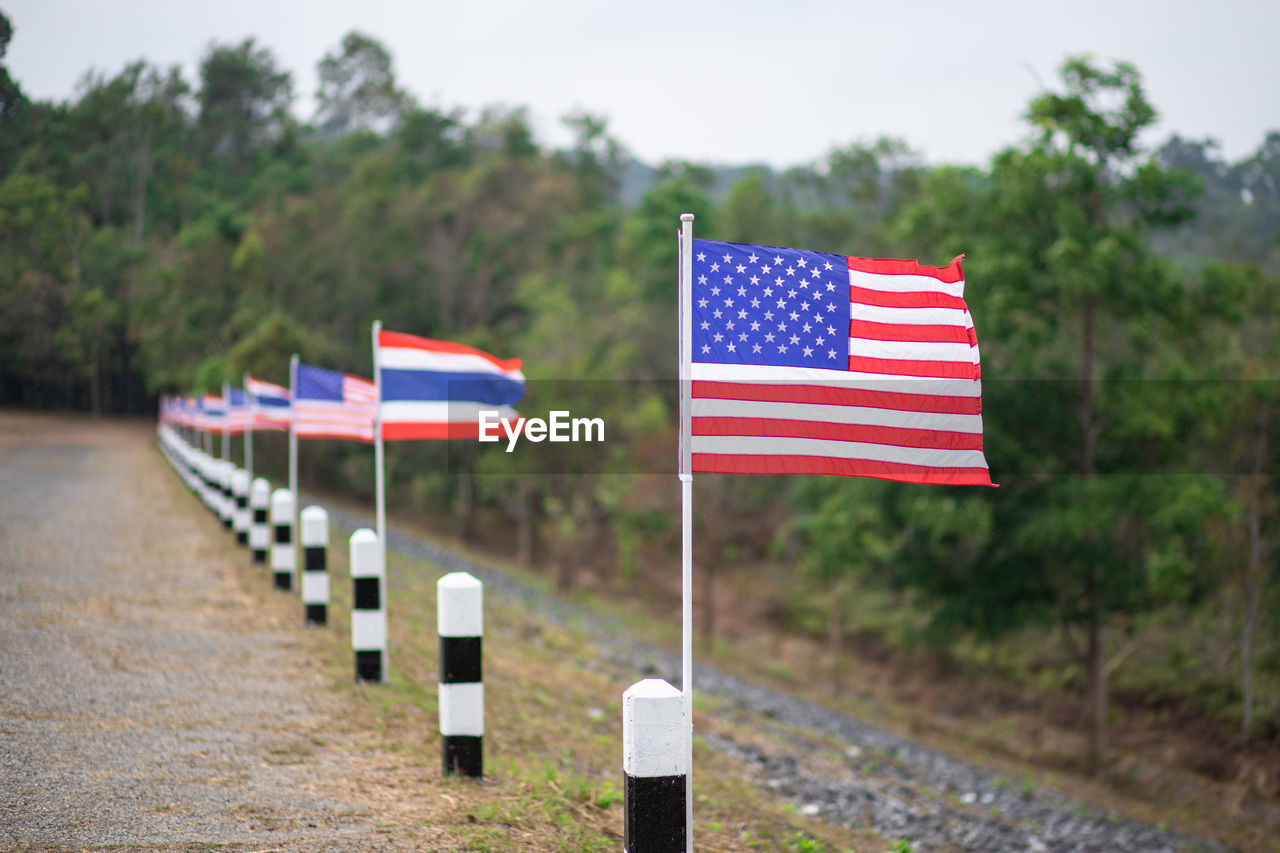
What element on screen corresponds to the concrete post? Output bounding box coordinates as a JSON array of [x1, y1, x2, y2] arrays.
[[249, 478, 271, 564], [231, 468, 250, 546], [349, 528, 386, 683], [438, 571, 483, 777], [623, 678, 688, 853], [299, 505, 329, 625], [270, 488, 295, 591]]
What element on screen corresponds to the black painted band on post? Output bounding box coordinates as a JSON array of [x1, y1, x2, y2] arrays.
[[440, 636, 482, 684], [443, 735, 483, 778], [304, 546, 325, 572], [624, 774, 687, 853], [353, 576, 381, 610], [355, 649, 382, 682]]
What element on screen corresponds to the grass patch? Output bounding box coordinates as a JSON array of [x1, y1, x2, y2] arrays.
[[254, 518, 887, 852]]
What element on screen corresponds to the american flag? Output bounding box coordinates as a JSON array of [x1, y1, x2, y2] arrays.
[[225, 387, 251, 434], [245, 375, 291, 432], [690, 238, 991, 486], [294, 363, 377, 443]]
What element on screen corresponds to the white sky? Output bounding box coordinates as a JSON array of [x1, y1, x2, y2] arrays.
[[5, 0, 1277, 169]]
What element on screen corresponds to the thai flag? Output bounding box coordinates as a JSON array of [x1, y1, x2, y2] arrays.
[[245, 375, 292, 432], [201, 393, 226, 434], [376, 329, 525, 440], [294, 363, 377, 443]]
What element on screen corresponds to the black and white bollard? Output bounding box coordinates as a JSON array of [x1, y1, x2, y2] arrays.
[[232, 468, 250, 546], [218, 461, 234, 531], [438, 571, 483, 777], [300, 505, 329, 626], [249, 477, 270, 564], [623, 678, 688, 853], [349, 528, 386, 683], [270, 488, 295, 591]]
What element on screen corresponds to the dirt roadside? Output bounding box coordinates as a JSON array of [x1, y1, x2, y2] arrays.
[[0, 413, 435, 851]]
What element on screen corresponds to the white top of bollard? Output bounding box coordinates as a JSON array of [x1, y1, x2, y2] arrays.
[[623, 678, 683, 701], [231, 468, 249, 493], [349, 528, 383, 578], [299, 505, 329, 546], [437, 571, 482, 591], [270, 488, 294, 521], [437, 572, 483, 637], [622, 678, 687, 777], [250, 477, 271, 504]]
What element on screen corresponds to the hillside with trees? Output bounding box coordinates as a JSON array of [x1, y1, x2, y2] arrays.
[[1, 11, 1278, 801]]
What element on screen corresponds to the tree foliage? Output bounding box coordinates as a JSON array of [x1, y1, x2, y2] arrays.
[[2, 23, 1278, 757]]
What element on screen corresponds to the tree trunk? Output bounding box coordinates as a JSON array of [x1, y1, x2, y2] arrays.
[[1242, 401, 1269, 735], [516, 480, 538, 566], [1079, 294, 1108, 765], [828, 579, 844, 696]]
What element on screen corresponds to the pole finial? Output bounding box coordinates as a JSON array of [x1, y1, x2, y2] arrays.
[[680, 213, 694, 222]]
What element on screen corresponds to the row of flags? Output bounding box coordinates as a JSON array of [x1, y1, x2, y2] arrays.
[[159, 330, 527, 444], [158, 223, 994, 853]]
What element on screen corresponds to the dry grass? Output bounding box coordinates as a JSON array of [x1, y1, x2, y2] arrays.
[[183, 500, 883, 853]]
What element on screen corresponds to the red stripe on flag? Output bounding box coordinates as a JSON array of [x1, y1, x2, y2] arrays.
[[378, 330, 524, 373], [693, 417, 985, 451], [847, 255, 964, 283], [845, 356, 978, 380], [849, 286, 969, 311], [382, 421, 489, 440], [693, 453, 993, 485], [691, 380, 982, 416], [848, 319, 974, 344]]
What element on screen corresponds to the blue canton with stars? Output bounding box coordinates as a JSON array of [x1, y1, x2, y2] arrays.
[[691, 238, 851, 369]]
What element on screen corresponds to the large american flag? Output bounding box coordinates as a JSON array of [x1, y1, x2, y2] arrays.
[[294, 363, 377, 443], [690, 238, 991, 486]]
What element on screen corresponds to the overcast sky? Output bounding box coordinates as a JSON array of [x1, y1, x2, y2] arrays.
[[5, 0, 1276, 169]]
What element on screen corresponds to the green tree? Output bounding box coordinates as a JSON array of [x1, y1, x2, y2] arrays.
[[314, 31, 411, 137], [195, 39, 294, 183]]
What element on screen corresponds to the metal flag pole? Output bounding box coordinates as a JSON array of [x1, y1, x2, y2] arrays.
[[289, 353, 299, 531], [372, 319, 387, 573], [243, 371, 254, 483], [221, 381, 230, 462], [678, 212, 695, 853]]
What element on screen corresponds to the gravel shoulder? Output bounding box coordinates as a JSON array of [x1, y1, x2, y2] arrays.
[[0, 414, 421, 851]]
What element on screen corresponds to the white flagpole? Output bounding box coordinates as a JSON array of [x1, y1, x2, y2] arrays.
[[243, 371, 254, 483], [372, 319, 387, 572], [678, 212, 695, 852], [221, 381, 230, 462], [289, 354, 299, 521]]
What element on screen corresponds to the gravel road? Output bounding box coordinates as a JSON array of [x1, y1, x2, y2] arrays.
[[0, 415, 423, 851]]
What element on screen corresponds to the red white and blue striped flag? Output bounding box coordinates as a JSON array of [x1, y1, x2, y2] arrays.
[[294, 364, 377, 443], [200, 393, 226, 434], [225, 387, 251, 434], [690, 238, 991, 486], [245, 375, 292, 432], [375, 329, 524, 440]]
